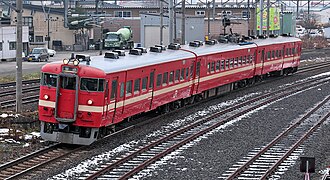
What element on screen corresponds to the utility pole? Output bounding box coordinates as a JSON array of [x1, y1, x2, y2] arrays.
[[16, 0, 23, 113], [266, 0, 270, 36], [47, 10, 50, 49], [259, 0, 263, 35], [181, 0, 185, 44], [207, 1, 211, 39], [247, 0, 250, 36], [169, 0, 174, 43], [296, 0, 299, 19], [174, 0, 177, 42], [64, 0, 68, 28], [160, 0, 163, 45], [99, 0, 103, 55]]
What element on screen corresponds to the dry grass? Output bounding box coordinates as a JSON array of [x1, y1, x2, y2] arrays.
[[301, 36, 329, 49], [0, 72, 40, 83]]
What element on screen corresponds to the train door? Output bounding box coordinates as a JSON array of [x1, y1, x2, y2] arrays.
[[109, 77, 119, 123], [258, 48, 265, 75], [103, 80, 109, 120], [55, 74, 79, 122], [193, 59, 201, 94], [148, 69, 155, 110]]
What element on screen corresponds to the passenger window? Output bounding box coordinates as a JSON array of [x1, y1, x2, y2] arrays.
[[279, 50, 282, 57], [186, 68, 189, 79], [292, 48, 295, 55], [120, 83, 124, 97], [190, 65, 194, 78], [126, 80, 132, 95], [235, 57, 238, 67], [216, 61, 220, 71], [169, 71, 174, 83], [149, 72, 154, 88], [207, 63, 211, 73], [261, 50, 264, 61], [180, 68, 185, 80], [221, 60, 225, 70], [175, 69, 180, 81], [226, 59, 229, 69], [42, 73, 57, 87], [163, 72, 168, 86], [230, 59, 234, 68], [134, 78, 140, 94], [272, 50, 275, 59], [142, 77, 148, 90], [239, 57, 242, 66], [211, 62, 215, 72], [156, 74, 162, 87], [267, 51, 271, 60], [276, 50, 278, 58]]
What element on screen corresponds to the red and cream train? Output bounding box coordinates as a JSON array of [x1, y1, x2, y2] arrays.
[[39, 35, 302, 145]]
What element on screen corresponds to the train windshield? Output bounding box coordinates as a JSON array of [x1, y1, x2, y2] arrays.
[[41, 73, 57, 87], [80, 78, 104, 92], [106, 34, 119, 41]]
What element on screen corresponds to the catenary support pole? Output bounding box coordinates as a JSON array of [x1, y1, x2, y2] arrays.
[[16, 0, 23, 113]]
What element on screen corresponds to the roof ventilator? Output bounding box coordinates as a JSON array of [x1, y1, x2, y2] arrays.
[[258, 34, 267, 39], [104, 52, 119, 59], [135, 47, 147, 53], [194, 40, 203, 46], [168, 43, 181, 50], [155, 44, 166, 50], [150, 46, 162, 53], [129, 49, 143, 55], [189, 41, 200, 47], [205, 40, 216, 45], [112, 50, 125, 56], [269, 34, 278, 38]]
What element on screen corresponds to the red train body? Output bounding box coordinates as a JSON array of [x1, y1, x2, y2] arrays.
[[39, 36, 302, 145]]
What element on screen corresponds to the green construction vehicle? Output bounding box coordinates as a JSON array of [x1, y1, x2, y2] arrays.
[[104, 26, 134, 49]]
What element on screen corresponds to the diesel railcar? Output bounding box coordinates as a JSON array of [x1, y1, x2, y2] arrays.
[[39, 35, 302, 145]]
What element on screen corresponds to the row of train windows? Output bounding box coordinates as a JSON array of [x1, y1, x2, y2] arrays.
[[207, 55, 254, 73], [110, 62, 202, 99], [265, 47, 299, 60]]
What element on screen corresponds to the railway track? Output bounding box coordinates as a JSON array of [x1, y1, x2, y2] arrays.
[[0, 143, 83, 180], [77, 72, 330, 179], [0, 86, 39, 97], [221, 95, 330, 179], [0, 79, 40, 89], [0, 95, 39, 109]]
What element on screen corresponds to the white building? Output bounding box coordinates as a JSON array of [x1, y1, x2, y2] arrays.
[[0, 26, 29, 61]]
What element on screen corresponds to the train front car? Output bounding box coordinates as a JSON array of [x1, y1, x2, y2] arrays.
[[39, 58, 106, 145]]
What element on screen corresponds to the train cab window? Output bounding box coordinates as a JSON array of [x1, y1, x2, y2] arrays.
[[180, 68, 185, 80], [156, 74, 162, 87], [61, 76, 76, 90], [186, 68, 189, 79], [126, 80, 132, 96], [175, 69, 180, 81], [134, 78, 140, 94], [80, 78, 104, 92], [142, 77, 148, 91], [149, 72, 154, 88], [220, 60, 225, 70], [42, 73, 57, 87], [169, 71, 174, 84], [163, 72, 168, 86], [110, 80, 117, 99], [120, 83, 124, 97]]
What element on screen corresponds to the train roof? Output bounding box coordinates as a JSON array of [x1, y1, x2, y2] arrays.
[[50, 36, 301, 74]]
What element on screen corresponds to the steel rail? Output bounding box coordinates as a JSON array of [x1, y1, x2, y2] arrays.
[[0, 79, 40, 88], [227, 95, 330, 179], [85, 73, 330, 180], [0, 95, 39, 108], [261, 107, 330, 179], [0, 86, 39, 97]]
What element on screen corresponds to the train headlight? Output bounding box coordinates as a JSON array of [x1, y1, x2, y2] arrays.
[[73, 59, 80, 66], [44, 94, 49, 100], [87, 100, 93, 105], [63, 58, 69, 64]]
